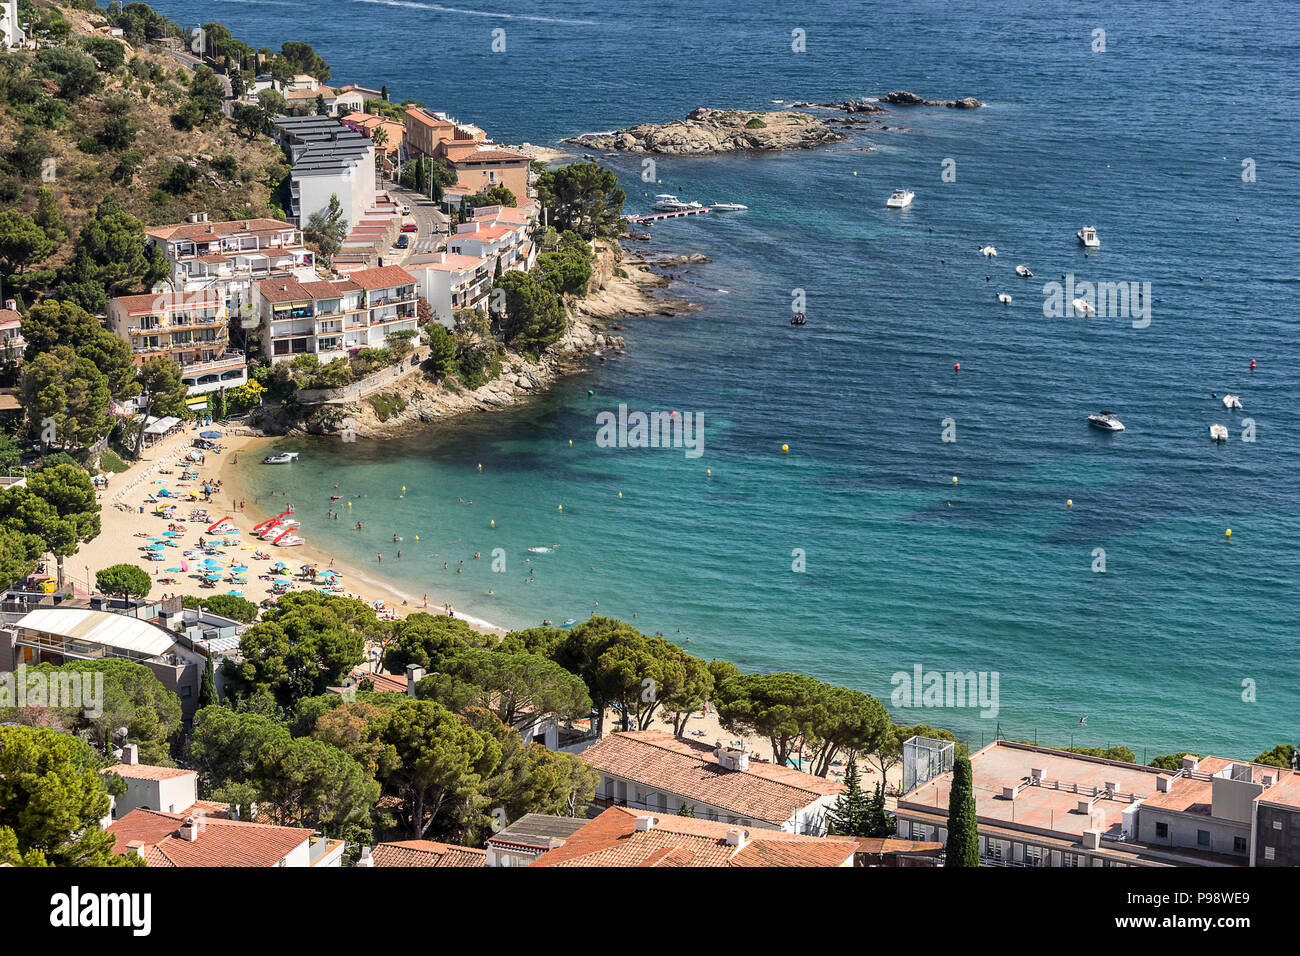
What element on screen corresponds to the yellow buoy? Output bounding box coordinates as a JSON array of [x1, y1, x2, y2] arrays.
[[1067, 499, 1073, 508], [853, 171, 858, 176], [477, 463, 482, 471], [952, 476, 958, 484], [414, 535, 419, 541], [1225, 528, 1231, 538], [568, 439, 573, 447], [706, 468, 712, 476], [401, 486, 406, 494], [490, 519, 495, 527], [617, 492, 622, 498], [558, 505, 563, 512], [782, 444, 789, 453]]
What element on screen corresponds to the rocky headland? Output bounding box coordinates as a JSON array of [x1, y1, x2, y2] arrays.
[[564, 108, 845, 155]]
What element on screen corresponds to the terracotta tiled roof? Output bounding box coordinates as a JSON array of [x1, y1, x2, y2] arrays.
[[0, 309, 23, 327], [147, 218, 297, 241], [531, 807, 855, 868], [406, 252, 486, 273], [348, 668, 407, 693], [254, 276, 359, 304], [347, 265, 417, 290], [106, 809, 312, 867], [110, 292, 223, 314], [452, 149, 530, 165], [404, 108, 454, 129], [101, 763, 196, 782], [369, 840, 487, 867], [580, 730, 841, 825]]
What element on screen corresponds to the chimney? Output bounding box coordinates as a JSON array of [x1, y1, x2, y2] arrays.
[[355, 847, 374, 867], [179, 817, 201, 842], [122, 743, 139, 765], [228, 803, 240, 821], [1105, 781, 1119, 795], [5, 298, 17, 310], [243, 220, 250, 229], [1002, 786, 1017, 800], [125, 840, 145, 858], [1182, 755, 1199, 772], [1156, 776, 1172, 792], [1081, 828, 1102, 850], [634, 815, 657, 832], [1076, 799, 1092, 814], [406, 664, 425, 696], [725, 828, 748, 849], [1030, 767, 1045, 783]]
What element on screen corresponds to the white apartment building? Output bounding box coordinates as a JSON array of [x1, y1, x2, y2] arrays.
[[106, 291, 247, 410], [253, 265, 419, 363], [146, 214, 316, 312], [447, 217, 533, 273], [403, 251, 492, 328], [273, 115, 377, 230]]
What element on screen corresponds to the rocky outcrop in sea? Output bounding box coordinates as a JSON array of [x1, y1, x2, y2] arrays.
[[564, 108, 845, 155]]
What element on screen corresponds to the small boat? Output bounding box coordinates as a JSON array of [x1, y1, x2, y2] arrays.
[[651, 194, 703, 212], [997, 293, 1012, 304], [1222, 394, 1242, 410], [790, 313, 806, 326], [274, 532, 304, 547], [979, 245, 997, 258], [886, 188, 914, 209], [262, 452, 299, 465], [1071, 297, 1094, 316], [527, 546, 552, 553], [1088, 412, 1125, 432], [1015, 264, 1033, 277], [1077, 226, 1100, 249], [711, 202, 748, 212], [562, 618, 578, 627], [1209, 424, 1229, 441]]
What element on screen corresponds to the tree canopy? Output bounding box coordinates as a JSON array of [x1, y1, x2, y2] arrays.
[[534, 162, 626, 239]]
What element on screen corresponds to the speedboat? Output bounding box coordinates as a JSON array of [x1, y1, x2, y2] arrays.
[[1015, 264, 1034, 277], [790, 313, 806, 326], [1222, 394, 1242, 410], [886, 189, 914, 209], [711, 202, 748, 212], [262, 452, 299, 464], [1077, 226, 1100, 249], [651, 194, 704, 212], [527, 546, 552, 553], [979, 245, 997, 258], [1071, 297, 1094, 316], [1209, 424, 1229, 441], [997, 293, 1012, 304], [1088, 412, 1125, 432]]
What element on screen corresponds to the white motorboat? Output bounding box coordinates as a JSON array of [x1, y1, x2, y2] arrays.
[[1071, 297, 1094, 316], [1088, 412, 1125, 432], [979, 245, 998, 257], [1077, 226, 1100, 249], [997, 293, 1012, 304], [1015, 264, 1034, 277], [711, 202, 748, 212], [1222, 394, 1243, 410], [886, 189, 914, 209], [262, 452, 299, 465], [651, 194, 703, 212], [1209, 424, 1229, 441]]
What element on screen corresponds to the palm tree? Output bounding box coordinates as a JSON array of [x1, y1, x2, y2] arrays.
[[371, 126, 390, 177]]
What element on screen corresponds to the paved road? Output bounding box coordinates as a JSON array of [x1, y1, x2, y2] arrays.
[[381, 181, 450, 264]]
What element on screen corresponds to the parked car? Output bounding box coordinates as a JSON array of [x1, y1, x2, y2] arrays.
[[401, 204, 411, 215], [400, 223, 418, 233], [395, 234, 409, 249]]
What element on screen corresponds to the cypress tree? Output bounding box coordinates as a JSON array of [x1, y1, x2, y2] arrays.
[[198, 655, 218, 708], [865, 781, 895, 837], [945, 754, 980, 866]]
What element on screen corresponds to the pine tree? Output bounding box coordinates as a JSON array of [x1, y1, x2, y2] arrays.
[[945, 754, 979, 866], [864, 781, 894, 837], [199, 655, 218, 708], [825, 760, 871, 835]]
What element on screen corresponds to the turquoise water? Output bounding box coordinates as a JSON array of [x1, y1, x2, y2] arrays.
[[162, 0, 1300, 758]]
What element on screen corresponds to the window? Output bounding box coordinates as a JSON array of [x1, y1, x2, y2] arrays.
[[1264, 847, 1275, 861], [1062, 852, 1082, 867], [1197, 830, 1211, 848], [179, 686, 192, 698], [1233, 836, 1247, 853], [1274, 820, 1283, 830], [985, 840, 1005, 861], [1024, 844, 1044, 865], [1155, 822, 1168, 838]]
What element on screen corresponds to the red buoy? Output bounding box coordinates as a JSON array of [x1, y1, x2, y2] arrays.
[[1250, 359, 1256, 370], [954, 363, 961, 373]]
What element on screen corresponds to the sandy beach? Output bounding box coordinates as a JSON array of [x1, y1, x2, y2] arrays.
[[74, 426, 504, 634]]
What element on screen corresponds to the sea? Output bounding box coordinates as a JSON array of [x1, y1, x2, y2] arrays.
[[153, 0, 1300, 759]]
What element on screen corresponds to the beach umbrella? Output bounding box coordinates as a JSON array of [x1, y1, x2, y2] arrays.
[[200, 430, 223, 439], [165, 567, 183, 573]]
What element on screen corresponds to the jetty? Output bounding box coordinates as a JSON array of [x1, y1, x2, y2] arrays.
[[627, 205, 740, 223]]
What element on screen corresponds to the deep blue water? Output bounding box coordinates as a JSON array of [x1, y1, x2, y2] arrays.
[[157, 0, 1299, 758]]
